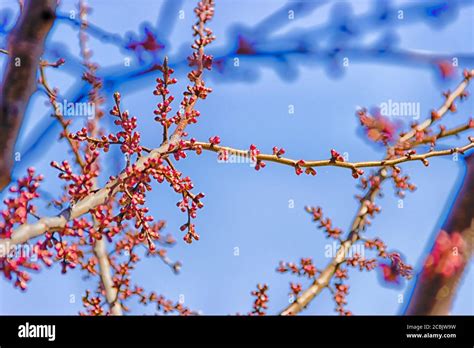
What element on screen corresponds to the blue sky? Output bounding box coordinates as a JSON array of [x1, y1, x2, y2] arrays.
[[0, 0, 473, 315]]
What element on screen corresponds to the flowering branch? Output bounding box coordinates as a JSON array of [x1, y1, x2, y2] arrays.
[[399, 70, 474, 144], [191, 139, 474, 176], [0, 0, 215, 249], [408, 120, 474, 148]]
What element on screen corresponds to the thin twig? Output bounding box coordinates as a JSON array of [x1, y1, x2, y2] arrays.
[[39, 61, 86, 168], [194, 140, 474, 172]]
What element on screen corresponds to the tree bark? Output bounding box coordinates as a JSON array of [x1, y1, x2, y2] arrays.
[[406, 152, 474, 315], [0, 0, 57, 190]]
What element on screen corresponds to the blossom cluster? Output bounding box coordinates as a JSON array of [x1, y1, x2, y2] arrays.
[[249, 284, 269, 316], [0, 169, 51, 290]]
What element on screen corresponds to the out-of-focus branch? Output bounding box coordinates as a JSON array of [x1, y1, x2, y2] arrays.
[[0, 0, 58, 190], [406, 152, 474, 315]]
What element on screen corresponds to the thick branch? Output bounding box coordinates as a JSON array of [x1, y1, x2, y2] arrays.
[[0, 136, 175, 257], [405, 153, 474, 315], [0, 0, 57, 190], [94, 236, 122, 315]]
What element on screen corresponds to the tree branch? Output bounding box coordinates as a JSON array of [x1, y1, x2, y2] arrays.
[[0, 0, 58, 190], [194, 140, 474, 173], [94, 234, 122, 315], [279, 175, 385, 315], [405, 153, 474, 315]]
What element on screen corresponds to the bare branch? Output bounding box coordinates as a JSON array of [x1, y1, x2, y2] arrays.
[[0, 0, 58, 190]]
